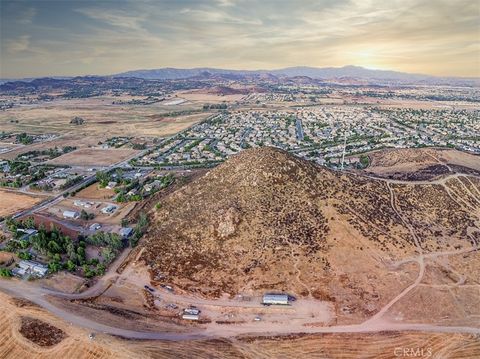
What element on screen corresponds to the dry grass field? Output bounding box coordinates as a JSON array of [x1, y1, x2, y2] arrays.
[[0, 135, 105, 161], [0, 190, 44, 217], [0, 290, 478, 359], [75, 183, 115, 200], [366, 148, 480, 180], [140, 147, 479, 326], [179, 91, 245, 103], [47, 148, 138, 166], [0, 97, 211, 137]]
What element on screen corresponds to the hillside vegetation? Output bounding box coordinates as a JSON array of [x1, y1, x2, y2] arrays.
[[141, 147, 480, 323]]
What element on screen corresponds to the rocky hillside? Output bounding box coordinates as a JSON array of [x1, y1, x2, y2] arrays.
[[141, 147, 479, 322]]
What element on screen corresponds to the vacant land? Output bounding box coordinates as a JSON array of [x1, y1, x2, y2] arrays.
[[75, 183, 115, 200], [0, 135, 105, 161], [38, 272, 86, 294], [0, 190, 44, 217], [48, 148, 138, 166], [366, 148, 480, 180], [179, 91, 245, 103], [0, 290, 478, 358], [0, 97, 211, 137], [19, 316, 67, 347]]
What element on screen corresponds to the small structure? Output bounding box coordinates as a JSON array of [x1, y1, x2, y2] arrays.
[[101, 205, 117, 214], [12, 260, 48, 278], [63, 210, 80, 219], [144, 180, 161, 192], [181, 306, 200, 320], [89, 223, 101, 231], [17, 228, 38, 241], [262, 293, 290, 306], [119, 227, 133, 238], [74, 200, 93, 208], [183, 307, 200, 315], [106, 181, 117, 189], [182, 313, 199, 321]]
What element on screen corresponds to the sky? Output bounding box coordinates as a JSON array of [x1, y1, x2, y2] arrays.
[[0, 0, 479, 78]]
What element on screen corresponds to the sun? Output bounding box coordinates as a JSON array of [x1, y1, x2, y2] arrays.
[[348, 49, 389, 70]]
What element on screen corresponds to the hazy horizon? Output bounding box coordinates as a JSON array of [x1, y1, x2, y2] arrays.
[[1, 0, 479, 78]]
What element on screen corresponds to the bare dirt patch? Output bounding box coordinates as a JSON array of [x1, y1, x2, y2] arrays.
[[10, 298, 40, 308], [0, 190, 44, 217], [366, 148, 480, 180], [0, 134, 104, 160], [39, 272, 86, 294], [48, 148, 138, 166], [19, 316, 67, 347], [0, 252, 14, 265], [75, 182, 115, 200], [0, 96, 208, 137]]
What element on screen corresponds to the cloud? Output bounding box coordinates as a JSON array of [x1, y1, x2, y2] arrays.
[[179, 7, 262, 25], [0, 0, 479, 77], [18, 7, 36, 24], [216, 0, 236, 6], [5, 35, 31, 54], [75, 8, 146, 31]]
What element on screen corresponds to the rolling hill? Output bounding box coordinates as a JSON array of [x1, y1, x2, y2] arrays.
[[141, 147, 480, 324], [114, 65, 479, 85]]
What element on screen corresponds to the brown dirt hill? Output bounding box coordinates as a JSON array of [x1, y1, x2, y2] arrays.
[[365, 148, 480, 180], [141, 147, 479, 323]]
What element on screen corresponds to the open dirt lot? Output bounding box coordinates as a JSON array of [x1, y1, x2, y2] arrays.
[[366, 148, 480, 180], [46, 198, 135, 227], [178, 91, 245, 103], [75, 183, 115, 200], [0, 135, 105, 161], [0, 290, 478, 358], [0, 97, 210, 137], [0, 190, 44, 217], [47, 148, 138, 166], [38, 272, 86, 294]]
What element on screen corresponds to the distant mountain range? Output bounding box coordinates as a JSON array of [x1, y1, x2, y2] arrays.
[[114, 65, 479, 86], [1, 65, 478, 86]]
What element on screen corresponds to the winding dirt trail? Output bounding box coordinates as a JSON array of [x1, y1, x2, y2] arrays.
[[0, 166, 479, 341], [362, 182, 425, 325]]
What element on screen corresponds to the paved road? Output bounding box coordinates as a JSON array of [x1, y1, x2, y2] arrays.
[[6, 149, 149, 221], [295, 119, 304, 141]]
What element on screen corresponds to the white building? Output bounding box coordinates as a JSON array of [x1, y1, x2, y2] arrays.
[[63, 210, 80, 219], [13, 260, 48, 278], [262, 293, 289, 305], [182, 314, 199, 321]]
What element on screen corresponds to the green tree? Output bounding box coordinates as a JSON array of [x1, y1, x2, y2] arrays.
[[48, 261, 61, 273], [0, 268, 12, 277], [101, 247, 115, 264], [96, 263, 106, 276], [65, 260, 76, 272], [96, 171, 110, 187]]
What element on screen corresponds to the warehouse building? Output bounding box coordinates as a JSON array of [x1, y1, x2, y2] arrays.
[[63, 210, 80, 219], [12, 260, 48, 278], [262, 293, 290, 305]]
